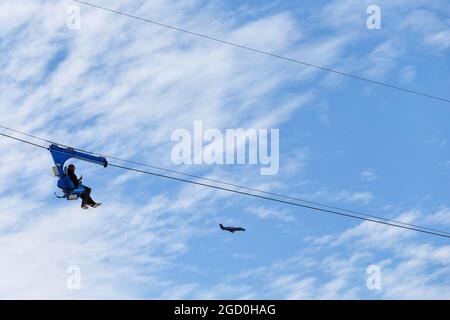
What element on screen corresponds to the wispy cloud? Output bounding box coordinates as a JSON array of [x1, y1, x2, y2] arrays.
[[305, 189, 375, 205], [361, 168, 378, 182], [245, 206, 295, 223]]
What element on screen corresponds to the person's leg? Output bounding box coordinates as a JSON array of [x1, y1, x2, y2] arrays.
[[87, 195, 96, 206], [80, 193, 89, 208], [84, 186, 91, 196], [83, 186, 97, 206]]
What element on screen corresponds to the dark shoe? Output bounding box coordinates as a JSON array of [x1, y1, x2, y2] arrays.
[[91, 203, 102, 208], [81, 204, 89, 209]]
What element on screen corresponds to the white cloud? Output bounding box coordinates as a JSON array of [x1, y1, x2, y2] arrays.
[[361, 168, 378, 182], [302, 189, 375, 205], [425, 137, 447, 149], [426, 30, 450, 51], [422, 208, 450, 226], [246, 206, 295, 223], [333, 190, 375, 205], [399, 66, 416, 82]]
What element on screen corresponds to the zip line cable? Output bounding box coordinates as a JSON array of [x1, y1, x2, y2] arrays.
[[74, 0, 450, 104], [1, 128, 450, 239], [1, 124, 450, 238], [74, 154, 450, 237], [0, 132, 48, 150], [107, 163, 450, 239], [0, 125, 447, 236], [0, 125, 57, 145]]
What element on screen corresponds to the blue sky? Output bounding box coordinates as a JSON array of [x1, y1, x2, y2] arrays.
[[0, 0, 449, 299]]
